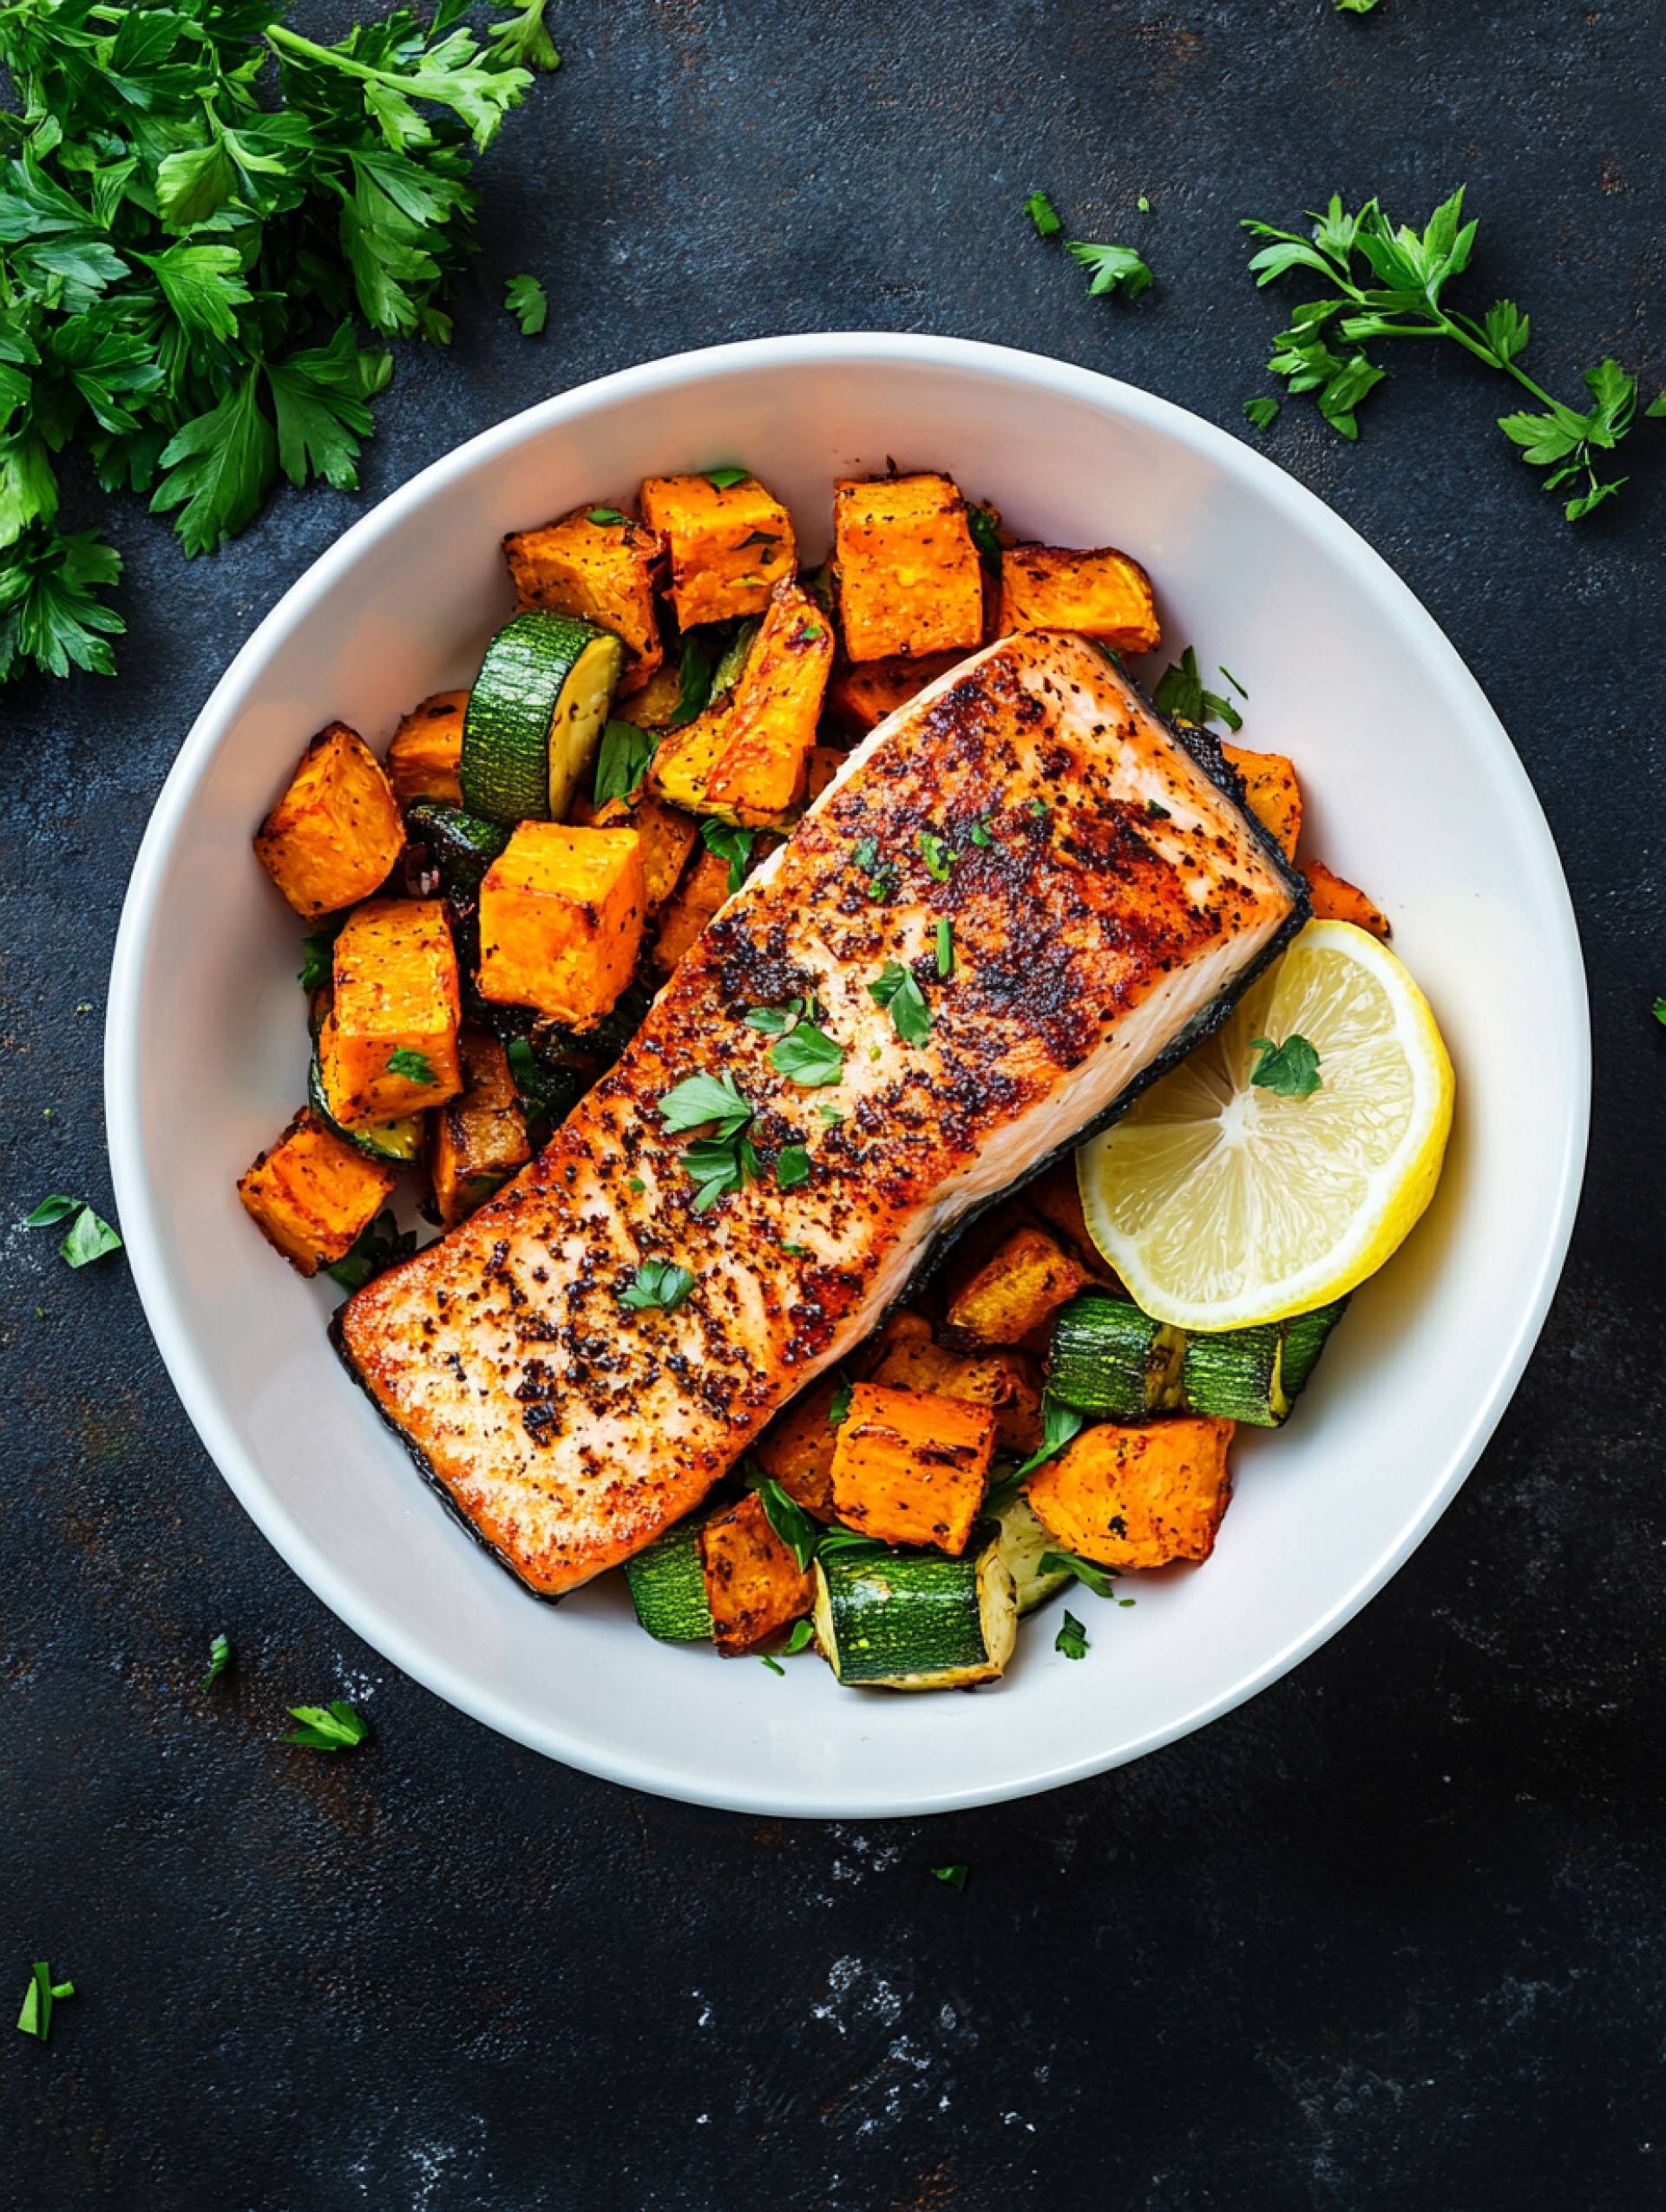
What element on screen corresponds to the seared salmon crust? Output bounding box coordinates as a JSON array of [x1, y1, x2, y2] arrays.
[[335, 631, 1306, 1596]]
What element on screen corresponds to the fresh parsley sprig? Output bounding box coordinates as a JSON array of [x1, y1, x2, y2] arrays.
[[657, 1069, 759, 1210], [1243, 187, 1650, 519], [1250, 1034, 1322, 1098], [1066, 240, 1155, 302], [23, 1194, 122, 1269]]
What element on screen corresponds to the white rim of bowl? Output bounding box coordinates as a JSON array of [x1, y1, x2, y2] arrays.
[[104, 332, 1591, 1818]]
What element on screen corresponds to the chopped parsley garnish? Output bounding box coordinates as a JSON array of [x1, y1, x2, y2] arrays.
[[620, 1261, 696, 1312], [967, 503, 1002, 574], [869, 960, 931, 1047], [936, 918, 954, 978], [796, 620, 824, 645], [1654, 997, 1666, 1027], [659, 1069, 753, 1136], [700, 818, 755, 895], [738, 528, 780, 548], [628, 1175, 646, 1194], [683, 1135, 760, 1211], [780, 1241, 811, 1258], [284, 1700, 370, 1752], [917, 830, 955, 880], [774, 1145, 811, 1191], [1138, 194, 1151, 213], [759, 1618, 816, 1674], [1012, 1397, 1086, 1479], [703, 465, 750, 489], [1038, 1552, 1120, 1599], [771, 1022, 845, 1087], [818, 1104, 846, 1126], [1022, 189, 1062, 239], [828, 1376, 854, 1428], [1066, 240, 1155, 302], [1250, 1034, 1323, 1098], [1145, 798, 1171, 820], [505, 273, 548, 337], [23, 1195, 122, 1270], [325, 1211, 415, 1294], [298, 928, 338, 993], [1243, 397, 1281, 431], [16, 1963, 75, 2043], [667, 635, 717, 727], [1152, 646, 1243, 733], [586, 507, 628, 526], [594, 718, 658, 804], [968, 818, 994, 848], [1027, 797, 1048, 819], [932, 1862, 970, 1888], [200, 1632, 233, 1694], [851, 836, 879, 872], [1055, 1609, 1090, 1661], [386, 1047, 436, 1085], [744, 1472, 818, 1571], [745, 1001, 798, 1035]]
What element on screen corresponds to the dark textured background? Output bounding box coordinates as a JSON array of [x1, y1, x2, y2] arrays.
[[4, 3, 1663, 2206]]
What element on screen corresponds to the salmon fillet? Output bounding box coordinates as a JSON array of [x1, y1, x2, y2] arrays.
[[336, 631, 1304, 1596]]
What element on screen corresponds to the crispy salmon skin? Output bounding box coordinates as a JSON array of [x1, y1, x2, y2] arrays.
[[336, 631, 1303, 1596]]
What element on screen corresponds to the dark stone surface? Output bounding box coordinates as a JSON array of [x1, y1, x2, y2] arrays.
[[3, 3, 1663, 2205]]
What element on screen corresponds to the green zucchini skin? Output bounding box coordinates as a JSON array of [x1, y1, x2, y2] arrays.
[[993, 1493, 1073, 1616], [403, 801, 510, 898], [624, 1519, 714, 1643], [307, 1050, 424, 1165], [812, 1525, 1017, 1690], [1047, 1291, 1348, 1428], [461, 612, 625, 825]]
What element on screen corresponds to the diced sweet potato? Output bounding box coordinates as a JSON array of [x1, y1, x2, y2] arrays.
[[385, 691, 466, 809], [502, 507, 665, 691], [1222, 744, 1302, 862], [429, 1030, 531, 1228], [1026, 1416, 1236, 1570], [477, 822, 646, 1026], [320, 899, 462, 1125], [863, 1312, 1042, 1459], [698, 1491, 814, 1655], [238, 1107, 397, 1277], [253, 722, 403, 919], [625, 661, 687, 730], [998, 544, 1161, 654], [587, 791, 700, 909], [647, 579, 832, 826], [824, 650, 962, 735], [832, 474, 984, 662], [640, 471, 797, 628], [830, 1382, 995, 1554], [651, 845, 731, 973], [944, 1222, 1088, 1347], [751, 1373, 844, 1520], [1304, 859, 1391, 938]]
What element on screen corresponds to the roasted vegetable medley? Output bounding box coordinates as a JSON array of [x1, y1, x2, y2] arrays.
[[240, 461, 1406, 1691]]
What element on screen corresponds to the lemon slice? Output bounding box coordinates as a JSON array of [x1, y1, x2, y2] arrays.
[[1077, 920, 1454, 1330]]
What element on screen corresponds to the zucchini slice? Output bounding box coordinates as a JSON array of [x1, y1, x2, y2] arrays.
[[308, 1050, 424, 1166], [403, 801, 511, 898], [992, 1493, 1073, 1617], [624, 1518, 714, 1643], [811, 1525, 1017, 1690], [461, 612, 626, 826], [1048, 1289, 1347, 1428]]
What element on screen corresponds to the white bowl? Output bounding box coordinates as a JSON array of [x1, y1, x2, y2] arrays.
[[106, 334, 1588, 1817]]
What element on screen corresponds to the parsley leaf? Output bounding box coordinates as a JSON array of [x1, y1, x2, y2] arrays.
[[771, 1021, 844, 1086], [703, 465, 749, 489], [869, 959, 932, 1046], [587, 507, 627, 525], [1243, 396, 1280, 430], [1153, 646, 1243, 733], [968, 818, 994, 849], [828, 1376, 854, 1428], [1055, 1609, 1090, 1660], [0, 528, 123, 680], [932, 1862, 970, 1888], [283, 1700, 371, 1752], [1012, 1397, 1086, 1479], [967, 502, 1003, 574], [918, 830, 955, 880], [936, 918, 954, 978], [325, 1210, 416, 1294], [594, 719, 657, 804], [658, 1068, 753, 1136], [25, 1196, 122, 1269], [774, 1145, 811, 1191], [16, 1963, 75, 2044], [1066, 240, 1155, 301], [504, 272, 548, 336], [1335, 0, 1381, 10], [620, 1260, 695, 1312], [1250, 1033, 1323, 1097], [1037, 1551, 1120, 1599], [200, 1632, 233, 1694], [744, 1471, 818, 1571], [700, 817, 755, 896], [1654, 997, 1666, 1027], [386, 1047, 436, 1085], [1023, 190, 1062, 238], [23, 1196, 82, 1227]]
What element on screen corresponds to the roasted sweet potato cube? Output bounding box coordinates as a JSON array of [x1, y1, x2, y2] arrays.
[[320, 899, 462, 1124], [998, 545, 1160, 654], [253, 722, 403, 919], [502, 507, 665, 691], [385, 690, 466, 809], [751, 1373, 845, 1520], [864, 1310, 1043, 1456], [1304, 859, 1390, 939], [238, 1108, 397, 1277], [640, 471, 797, 627], [1021, 1159, 1116, 1283], [477, 822, 646, 1025], [429, 1030, 532, 1227], [832, 474, 984, 662], [698, 1491, 814, 1655], [1223, 744, 1302, 862], [830, 1382, 995, 1554], [648, 579, 831, 827], [623, 660, 687, 731], [1026, 1416, 1236, 1570], [651, 846, 731, 973], [824, 650, 962, 736], [945, 1222, 1088, 1347]]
